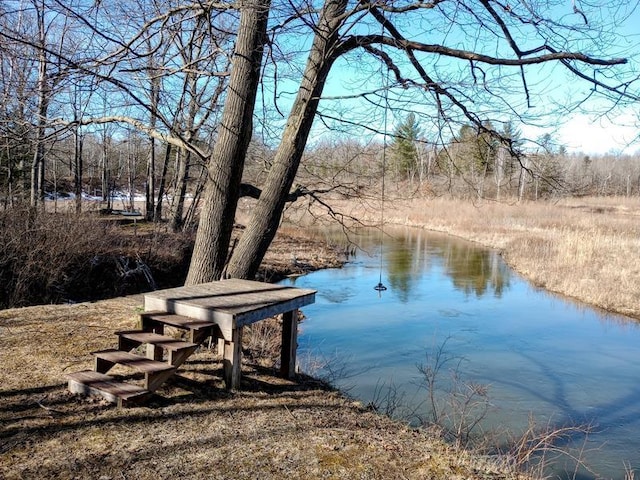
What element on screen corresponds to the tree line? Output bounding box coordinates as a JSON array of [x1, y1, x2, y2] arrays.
[[383, 114, 640, 199], [1, 0, 638, 284]]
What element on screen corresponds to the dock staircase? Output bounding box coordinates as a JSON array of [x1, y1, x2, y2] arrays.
[[66, 312, 217, 407]]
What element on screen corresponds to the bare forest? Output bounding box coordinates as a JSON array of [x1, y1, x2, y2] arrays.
[[0, 0, 638, 305], [2, 2, 640, 479]]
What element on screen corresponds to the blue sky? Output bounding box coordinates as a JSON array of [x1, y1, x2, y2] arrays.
[[264, 0, 640, 156]]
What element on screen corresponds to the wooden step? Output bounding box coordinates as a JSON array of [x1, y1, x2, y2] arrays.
[[93, 348, 176, 391], [140, 312, 217, 344], [116, 330, 199, 366], [93, 349, 176, 374], [141, 312, 216, 330], [66, 370, 151, 408], [117, 330, 198, 351]]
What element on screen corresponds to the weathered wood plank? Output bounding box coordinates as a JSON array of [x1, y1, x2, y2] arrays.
[[145, 368, 178, 392], [140, 312, 216, 331], [141, 279, 316, 391], [223, 326, 243, 390], [116, 330, 198, 352], [92, 349, 175, 374], [140, 312, 217, 344], [66, 370, 150, 407]]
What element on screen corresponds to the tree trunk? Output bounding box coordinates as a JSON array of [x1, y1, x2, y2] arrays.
[[127, 145, 135, 212], [5, 141, 13, 209], [225, 0, 347, 279], [171, 75, 202, 230], [154, 143, 171, 222], [31, 65, 47, 209], [185, 0, 271, 285], [518, 157, 528, 201], [145, 137, 156, 219], [145, 73, 160, 221], [183, 164, 207, 230], [30, 1, 49, 210], [73, 127, 83, 213], [170, 148, 190, 231], [101, 133, 110, 209]]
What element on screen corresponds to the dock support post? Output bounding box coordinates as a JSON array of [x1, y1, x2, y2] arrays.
[[223, 327, 243, 390], [280, 310, 298, 379]]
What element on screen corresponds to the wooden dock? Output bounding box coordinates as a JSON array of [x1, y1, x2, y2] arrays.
[[143, 279, 316, 389], [66, 279, 316, 406]]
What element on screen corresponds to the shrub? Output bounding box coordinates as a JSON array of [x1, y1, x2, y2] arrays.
[[0, 207, 192, 308]]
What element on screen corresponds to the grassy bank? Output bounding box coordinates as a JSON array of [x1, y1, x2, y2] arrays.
[[324, 195, 640, 320], [0, 220, 527, 480], [0, 296, 525, 479]]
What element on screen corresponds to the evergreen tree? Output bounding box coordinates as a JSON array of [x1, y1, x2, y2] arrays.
[[453, 122, 497, 176], [390, 113, 421, 180]]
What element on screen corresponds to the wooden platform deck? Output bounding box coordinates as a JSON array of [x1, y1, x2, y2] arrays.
[[144, 279, 316, 389], [143, 279, 316, 339], [67, 279, 317, 405]]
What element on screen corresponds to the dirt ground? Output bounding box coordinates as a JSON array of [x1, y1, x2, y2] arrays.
[[0, 234, 524, 480], [255, 226, 346, 282]]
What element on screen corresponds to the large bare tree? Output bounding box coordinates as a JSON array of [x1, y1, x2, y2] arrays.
[[193, 0, 638, 281], [185, 0, 272, 284]]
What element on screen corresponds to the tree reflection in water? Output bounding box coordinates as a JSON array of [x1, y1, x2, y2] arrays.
[[440, 242, 509, 298], [380, 228, 510, 302]]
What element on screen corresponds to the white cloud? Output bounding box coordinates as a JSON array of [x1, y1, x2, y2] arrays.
[[558, 113, 639, 155]]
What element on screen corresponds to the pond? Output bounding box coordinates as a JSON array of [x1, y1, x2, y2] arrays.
[[280, 226, 640, 480]]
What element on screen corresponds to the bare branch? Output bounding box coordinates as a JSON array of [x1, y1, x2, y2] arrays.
[[358, 0, 443, 14], [239, 182, 341, 202], [52, 116, 208, 160], [337, 33, 626, 67]]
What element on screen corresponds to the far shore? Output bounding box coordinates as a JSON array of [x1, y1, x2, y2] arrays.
[[287, 194, 640, 321]]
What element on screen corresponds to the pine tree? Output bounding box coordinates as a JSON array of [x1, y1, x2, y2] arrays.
[[390, 113, 421, 180]]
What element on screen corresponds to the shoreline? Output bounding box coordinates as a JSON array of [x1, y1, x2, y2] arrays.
[[0, 219, 529, 479]]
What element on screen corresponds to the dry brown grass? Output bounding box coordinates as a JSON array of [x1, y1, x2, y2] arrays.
[[0, 297, 525, 480], [327, 194, 640, 319], [0, 207, 195, 308]]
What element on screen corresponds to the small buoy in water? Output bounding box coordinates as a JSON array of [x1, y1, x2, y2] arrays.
[[374, 282, 387, 292]]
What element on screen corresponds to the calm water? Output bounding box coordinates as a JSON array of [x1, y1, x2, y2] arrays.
[[280, 227, 640, 479]]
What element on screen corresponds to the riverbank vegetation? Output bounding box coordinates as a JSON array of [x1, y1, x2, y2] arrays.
[[0, 204, 344, 309]]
